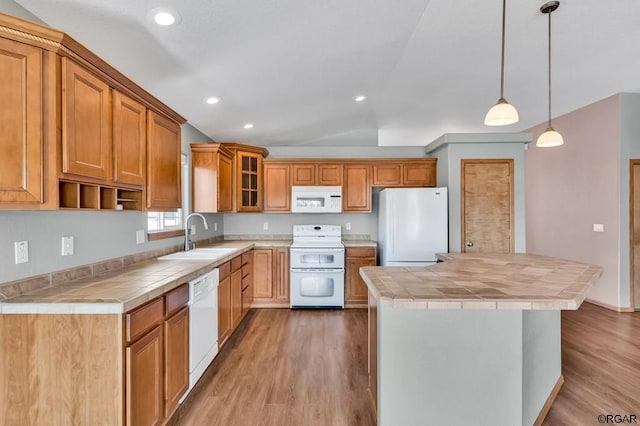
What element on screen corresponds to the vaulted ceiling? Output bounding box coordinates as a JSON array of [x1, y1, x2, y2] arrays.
[[14, 0, 640, 146]]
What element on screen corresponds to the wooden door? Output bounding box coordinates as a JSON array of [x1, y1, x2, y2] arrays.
[[461, 159, 514, 253], [343, 164, 371, 212], [230, 269, 243, 327], [0, 39, 43, 204], [317, 163, 343, 185], [252, 249, 274, 300], [292, 163, 316, 185], [147, 110, 181, 210], [263, 163, 291, 211], [631, 161, 640, 309], [164, 306, 189, 419], [113, 91, 146, 186], [218, 275, 231, 346], [126, 325, 164, 426], [62, 58, 112, 180]]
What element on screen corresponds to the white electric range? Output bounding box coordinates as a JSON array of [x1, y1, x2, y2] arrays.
[[289, 225, 345, 308]]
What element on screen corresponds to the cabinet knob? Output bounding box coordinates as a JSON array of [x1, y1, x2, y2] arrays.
[[466, 242, 474, 247]]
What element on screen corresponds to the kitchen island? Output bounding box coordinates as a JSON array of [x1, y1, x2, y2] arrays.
[[360, 253, 603, 426]]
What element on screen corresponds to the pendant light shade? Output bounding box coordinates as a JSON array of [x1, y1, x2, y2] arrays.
[[536, 1, 563, 147], [485, 0, 519, 126]]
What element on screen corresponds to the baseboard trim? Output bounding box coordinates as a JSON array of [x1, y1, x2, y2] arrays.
[[585, 299, 635, 313], [534, 375, 564, 426]]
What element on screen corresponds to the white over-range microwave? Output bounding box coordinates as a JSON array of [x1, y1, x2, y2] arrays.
[[291, 186, 342, 213]]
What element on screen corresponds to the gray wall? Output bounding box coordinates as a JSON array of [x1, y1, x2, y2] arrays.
[[0, 0, 45, 23], [426, 134, 530, 253], [0, 123, 222, 283]]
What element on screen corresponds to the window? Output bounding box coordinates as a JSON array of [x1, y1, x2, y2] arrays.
[[148, 209, 183, 232]]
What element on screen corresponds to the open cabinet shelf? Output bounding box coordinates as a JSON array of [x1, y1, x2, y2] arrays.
[[58, 180, 143, 211]]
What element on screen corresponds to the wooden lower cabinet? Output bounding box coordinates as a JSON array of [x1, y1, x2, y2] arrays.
[[345, 246, 377, 307], [252, 247, 290, 308], [218, 264, 232, 347], [368, 290, 378, 412], [218, 252, 253, 348], [126, 283, 189, 425], [126, 325, 164, 426], [163, 306, 189, 419], [230, 268, 243, 328]]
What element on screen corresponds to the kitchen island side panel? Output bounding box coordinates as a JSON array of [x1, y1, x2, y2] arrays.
[[377, 305, 523, 426], [522, 310, 561, 425]]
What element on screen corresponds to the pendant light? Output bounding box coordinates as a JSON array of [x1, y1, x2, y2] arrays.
[[536, 1, 564, 147], [485, 0, 519, 126]]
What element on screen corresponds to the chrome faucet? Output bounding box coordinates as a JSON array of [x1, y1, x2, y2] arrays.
[[184, 212, 209, 251]]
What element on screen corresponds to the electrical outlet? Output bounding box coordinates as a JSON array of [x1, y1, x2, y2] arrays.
[[136, 230, 145, 244], [214, 222, 218, 231], [14, 241, 28, 264], [263, 222, 269, 230], [190, 224, 196, 235], [345, 222, 351, 231], [61, 236, 74, 256], [593, 223, 604, 233]]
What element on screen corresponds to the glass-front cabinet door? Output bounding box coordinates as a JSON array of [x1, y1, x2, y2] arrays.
[[237, 151, 263, 211]]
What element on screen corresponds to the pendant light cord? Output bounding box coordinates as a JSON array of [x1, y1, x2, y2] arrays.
[[547, 9, 552, 127], [500, 0, 506, 98]]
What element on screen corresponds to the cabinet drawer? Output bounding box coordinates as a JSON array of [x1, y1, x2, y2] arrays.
[[241, 251, 253, 266], [347, 247, 376, 258], [242, 265, 251, 279], [231, 256, 242, 272], [219, 262, 231, 280], [125, 297, 164, 343], [164, 283, 189, 317]]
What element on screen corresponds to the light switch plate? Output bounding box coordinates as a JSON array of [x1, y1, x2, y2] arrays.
[[136, 230, 145, 244], [15, 241, 29, 264], [593, 223, 604, 233]]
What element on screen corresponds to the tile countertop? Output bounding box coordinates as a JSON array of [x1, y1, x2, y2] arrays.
[[342, 240, 377, 248], [360, 253, 603, 310], [0, 241, 259, 315]]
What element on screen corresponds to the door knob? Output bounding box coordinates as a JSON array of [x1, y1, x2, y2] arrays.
[[466, 242, 474, 247]]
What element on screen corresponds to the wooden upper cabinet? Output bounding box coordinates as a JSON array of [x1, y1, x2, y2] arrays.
[[263, 162, 291, 212], [372, 163, 402, 186], [147, 110, 182, 211], [317, 163, 343, 185], [113, 91, 146, 186], [191, 143, 234, 213], [291, 163, 316, 186], [0, 38, 44, 205], [62, 58, 112, 180], [236, 151, 263, 212], [343, 164, 371, 212], [403, 160, 436, 187], [291, 162, 343, 186], [372, 159, 437, 187]]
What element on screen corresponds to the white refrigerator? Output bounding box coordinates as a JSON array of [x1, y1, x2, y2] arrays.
[[378, 187, 448, 266]]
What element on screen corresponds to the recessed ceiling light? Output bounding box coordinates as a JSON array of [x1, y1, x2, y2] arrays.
[[355, 95, 367, 102], [243, 123, 254, 129], [205, 96, 221, 105], [149, 7, 181, 27]]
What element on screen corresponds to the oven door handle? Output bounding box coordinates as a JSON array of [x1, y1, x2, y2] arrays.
[[291, 268, 345, 273]]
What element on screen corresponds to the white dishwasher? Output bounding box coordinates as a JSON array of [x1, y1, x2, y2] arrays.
[[184, 268, 219, 399]]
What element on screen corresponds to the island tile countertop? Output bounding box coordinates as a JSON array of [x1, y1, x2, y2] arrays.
[[0, 241, 257, 314], [360, 253, 603, 310]]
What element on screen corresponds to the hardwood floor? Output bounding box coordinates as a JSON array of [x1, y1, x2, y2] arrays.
[[178, 309, 375, 426], [178, 303, 639, 425], [543, 303, 640, 425]]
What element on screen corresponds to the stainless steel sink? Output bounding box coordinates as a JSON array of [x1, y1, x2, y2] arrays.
[[158, 247, 236, 260]]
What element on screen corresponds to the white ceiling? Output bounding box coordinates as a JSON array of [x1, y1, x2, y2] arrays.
[[14, 0, 640, 147]]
